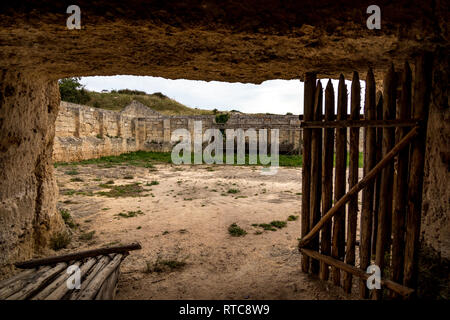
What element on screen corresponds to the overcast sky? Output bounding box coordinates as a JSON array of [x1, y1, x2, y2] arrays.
[[80, 76, 364, 115]]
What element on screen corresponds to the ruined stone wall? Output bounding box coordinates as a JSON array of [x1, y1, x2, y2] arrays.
[[53, 101, 302, 162]]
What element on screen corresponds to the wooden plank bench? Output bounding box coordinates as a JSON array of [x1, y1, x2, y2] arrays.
[[0, 242, 141, 300]]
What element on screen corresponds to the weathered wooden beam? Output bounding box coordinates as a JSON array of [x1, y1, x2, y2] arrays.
[[46, 257, 98, 300], [15, 242, 141, 269], [319, 79, 335, 281], [310, 81, 323, 275], [300, 119, 420, 128], [78, 254, 123, 300], [300, 248, 414, 298], [391, 61, 412, 299], [301, 72, 316, 273], [359, 68, 377, 299], [298, 126, 419, 249], [343, 71, 360, 293], [372, 92, 384, 256], [331, 74, 347, 286], [69, 255, 111, 300], [7, 263, 67, 300], [403, 53, 432, 292], [374, 64, 397, 300]]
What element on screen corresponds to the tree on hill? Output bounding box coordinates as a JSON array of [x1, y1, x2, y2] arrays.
[[59, 77, 90, 105]]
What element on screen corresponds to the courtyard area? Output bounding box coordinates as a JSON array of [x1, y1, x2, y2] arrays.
[[54, 154, 358, 299]]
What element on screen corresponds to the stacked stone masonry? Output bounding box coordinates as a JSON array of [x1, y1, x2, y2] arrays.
[[53, 101, 303, 162]]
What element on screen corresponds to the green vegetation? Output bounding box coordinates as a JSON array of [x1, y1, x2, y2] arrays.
[[59, 78, 90, 105], [146, 180, 159, 186], [55, 150, 364, 168], [215, 113, 229, 124], [255, 220, 289, 232], [70, 177, 84, 182], [270, 220, 287, 229], [115, 210, 144, 218], [288, 215, 299, 221], [145, 259, 187, 273], [60, 209, 75, 229], [65, 169, 79, 175], [228, 223, 247, 237], [72, 89, 214, 115], [97, 183, 145, 198], [50, 232, 71, 251], [257, 223, 277, 231], [227, 188, 240, 194], [79, 230, 95, 241]]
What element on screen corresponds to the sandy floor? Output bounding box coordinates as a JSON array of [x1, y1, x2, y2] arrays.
[[55, 163, 359, 300]]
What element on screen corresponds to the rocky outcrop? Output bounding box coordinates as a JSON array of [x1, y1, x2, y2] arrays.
[[0, 71, 64, 275]]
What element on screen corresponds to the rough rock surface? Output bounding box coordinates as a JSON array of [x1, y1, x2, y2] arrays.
[[0, 1, 447, 82], [0, 71, 64, 274]]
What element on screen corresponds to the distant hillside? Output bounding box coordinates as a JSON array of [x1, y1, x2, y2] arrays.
[[84, 90, 215, 116]]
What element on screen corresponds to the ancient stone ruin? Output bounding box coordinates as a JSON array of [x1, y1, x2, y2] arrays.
[[53, 100, 301, 162]]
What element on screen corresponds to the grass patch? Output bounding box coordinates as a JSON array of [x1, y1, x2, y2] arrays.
[[50, 232, 71, 250], [70, 177, 84, 182], [145, 259, 187, 273], [96, 183, 145, 197], [227, 188, 240, 194], [258, 223, 277, 231], [65, 169, 79, 175], [287, 215, 299, 221], [123, 175, 134, 179], [115, 210, 144, 218], [270, 220, 287, 229], [146, 180, 159, 186], [60, 209, 75, 228], [228, 223, 247, 237], [79, 230, 95, 241]]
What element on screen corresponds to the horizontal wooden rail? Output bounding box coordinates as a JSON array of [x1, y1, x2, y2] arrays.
[[15, 242, 141, 269], [300, 248, 414, 297], [298, 127, 419, 248], [301, 119, 421, 128]]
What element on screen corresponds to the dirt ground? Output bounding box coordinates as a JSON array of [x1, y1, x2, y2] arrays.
[[55, 163, 359, 300]]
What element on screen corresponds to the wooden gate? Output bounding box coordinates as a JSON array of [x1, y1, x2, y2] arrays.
[[297, 53, 432, 299]]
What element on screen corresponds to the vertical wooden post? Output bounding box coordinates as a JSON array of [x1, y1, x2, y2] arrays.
[[331, 74, 347, 286], [391, 61, 412, 297], [301, 72, 316, 273], [403, 53, 432, 291], [374, 64, 397, 300], [359, 68, 377, 298], [343, 71, 360, 293], [320, 80, 335, 281], [310, 81, 323, 275], [372, 92, 383, 256]]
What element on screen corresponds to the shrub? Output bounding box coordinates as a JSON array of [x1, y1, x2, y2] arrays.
[[60, 209, 75, 229], [50, 232, 71, 250], [145, 259, 186, 273], [215, 113, 229, 124], [228, 223, 247, 237]]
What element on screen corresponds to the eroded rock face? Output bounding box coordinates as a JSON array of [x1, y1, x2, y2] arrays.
[[0, 0, 447, 81], [0, 71, 64, 274], [421, 49, 450, 260]]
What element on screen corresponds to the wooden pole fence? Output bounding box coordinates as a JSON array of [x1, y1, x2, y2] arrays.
[[298, 126, 419, 249]]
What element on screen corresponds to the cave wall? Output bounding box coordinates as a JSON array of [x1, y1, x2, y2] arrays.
[[0, 71, 64, 275], [421, 49, 450, 260]]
